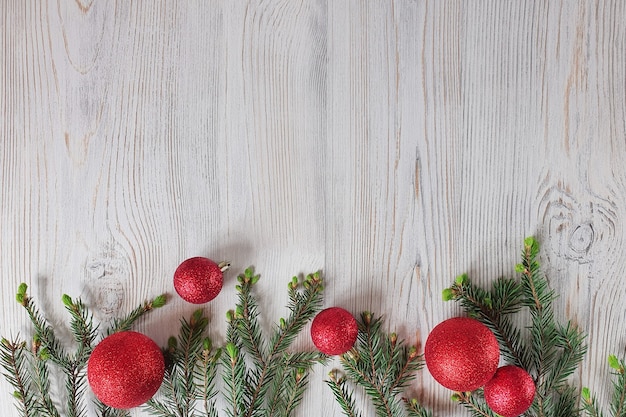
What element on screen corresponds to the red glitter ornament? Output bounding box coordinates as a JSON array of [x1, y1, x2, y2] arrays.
[[424, 317, 500, 391], [311, 307, 359, 355], [173, 257, 229, 304], [484, 365, 535, 417], [87, 331, 165, 409]]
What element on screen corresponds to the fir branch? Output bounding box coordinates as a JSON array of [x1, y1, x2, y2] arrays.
[[17, 285, 69, 368], [230, 269, 272, 416], [270, 273, 325, 355], [446, 237, 587, 417], [264, 352, 327, 417], [547, 322, 587, 391], [583, 355, 626, 417], [62, 295, 99, 417], [62, 295, 98, 362], [144, 393, 179, 417], [227, 269, 325, 417], [444, 274, 528, 369], [6, 283, 165, 417], [64, 364, 88, 417], [0, 337, 37, 417], [333, 312, 426, 417], [581, 386, 604, 417], [453, 392, 498, 417], [96, 400, 131, 417], [107, 294, 167, 335], [552, 386, 579, 417], [282, 367, 310, 416], [608, 355, 626, 417], [30, 343, 60, 417], [145, 309, 209, 417], [265, 367, 286, 417], [222, 341, 250, 417], [403, 398, 433, 417], [326, 370, 362, 417], [517, 237, 586, 416], [234, 268, 267, 368], [146, 339, 187, 417], [196, 338, 220, 417]]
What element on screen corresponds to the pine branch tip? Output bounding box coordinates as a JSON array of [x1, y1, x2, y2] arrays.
[[61, 294, 73, 307], [150, 294, 167, 309]]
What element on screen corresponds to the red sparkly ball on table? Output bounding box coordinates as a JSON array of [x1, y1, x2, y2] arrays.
[[87, 331, 165, 409], [424, 317, 500, 392], [173, 257, 229, 304], [311, 307, 359, 355], [484, 365, 536, 417]]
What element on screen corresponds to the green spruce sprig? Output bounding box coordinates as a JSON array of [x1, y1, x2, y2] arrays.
[[327, 370, 361, 417], [143, 267, 326, 417], [107, 294, 167, 335], [403, 397, 433, 417], [2, 283, 166, 417], [326, 311, 428, 417], [451, 391, 497, 417], [443, 273, 527, 369], [0, 338, 37, 417], [581, 355, 626, 417], [223, 268, 327, 417], [145, 309, 219, 417], [444, 237, 587, 417]]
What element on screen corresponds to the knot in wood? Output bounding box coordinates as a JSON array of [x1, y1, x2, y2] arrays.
[[568, 223, 594, 254]]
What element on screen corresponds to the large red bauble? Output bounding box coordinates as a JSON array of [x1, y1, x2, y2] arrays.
[[424, 317, 500, 391], [484, 365, 535, 417], [174, 257, 226, 304], [87, 331, 165, 409], [311, 307, 359, 355]]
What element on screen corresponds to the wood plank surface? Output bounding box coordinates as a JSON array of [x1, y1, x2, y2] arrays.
[[1, 1, 626, 416]]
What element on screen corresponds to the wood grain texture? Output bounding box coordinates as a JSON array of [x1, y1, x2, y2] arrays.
[[2, 1, 626, 416]]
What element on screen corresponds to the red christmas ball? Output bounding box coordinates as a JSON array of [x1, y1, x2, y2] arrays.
[[174, 257, 228, 304], [424, 317, 500, 391], [311, 307, 358, 355], [484, 365, 535, 417], [87, 331, 165, 409]]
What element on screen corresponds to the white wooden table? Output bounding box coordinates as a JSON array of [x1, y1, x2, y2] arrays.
[[1, 1, 625, 416]]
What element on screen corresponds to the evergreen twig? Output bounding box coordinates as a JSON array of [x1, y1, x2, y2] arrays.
[[402, 397, 433, 417], [444, 237, 587, 417], [145, 309, 211, 417], [0, 338, 37, 417], [197, 337, 221, 417], [453, 391, 498, 417], [30, 338, 60, 417], [3, 283, 164, 417], [328, 311, 425, 417], [107, 294, 167, 334], [609, 355, 626, 417], [224, 268, 326, 417], [326, 370, 362, 417], [582, 355, 626, 417]]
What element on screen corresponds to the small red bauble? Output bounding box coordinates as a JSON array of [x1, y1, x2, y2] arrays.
[[484, 365, 535, 417], [424, 317, 500, 391], [87, 331, 165, 409], [311, 307, 358, 355], [173, 257, 229, 304]]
